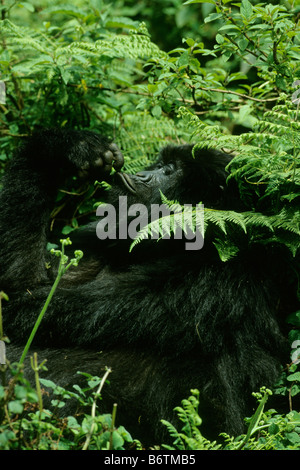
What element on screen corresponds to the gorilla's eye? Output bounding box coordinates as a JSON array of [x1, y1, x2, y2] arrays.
[[163, 163, 175, 175]]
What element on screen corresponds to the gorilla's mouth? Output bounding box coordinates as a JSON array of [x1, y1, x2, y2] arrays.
[[116, 173, 137, 194]]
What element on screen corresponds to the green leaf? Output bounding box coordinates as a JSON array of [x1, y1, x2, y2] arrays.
[[111, 430, 125, 449], [216, 34, 224, 44], [117, 426, 134, 443], [18, 2, 35, 13], [62, 225, 75, 235], [177, 50, 190, 67], [39, 378, 57, 389], [287, 372, 300, 382], [237, 37, 249, 51], [285, 432, 300, 444], [241, 0, 253, 20], [0, 430, 15, 448], [152, 104, 162, 118], [67, 416, 81, 435], [219, 24, 240, 31], [59, 67, 72, 85], [105, 18, 138, 30], [287, 310, 300, 327], [213, 238, 240, 261], [183, 0, 216, 4], [185, 38, 195, 47], [268, 423, 280, 435], [243, 391, 269, 444], [204, 13, 223, 23], [8, 400, 24, 414], [42, 5, 85, 18]]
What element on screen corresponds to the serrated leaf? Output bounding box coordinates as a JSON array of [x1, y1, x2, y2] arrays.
[[241, 0, 253, 20], [237, 37, 249, 51], [204, 13, 223, 23], [287, 372, 300, 382], [219, 24, 240, 31]]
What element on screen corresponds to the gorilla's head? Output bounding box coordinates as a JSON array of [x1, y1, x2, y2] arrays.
[[109, 144, 234, 209], [92, 145, 239, 253]]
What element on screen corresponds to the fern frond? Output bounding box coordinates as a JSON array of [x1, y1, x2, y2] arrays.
[[270, 208, 300, 235], [161, 390, 222, 450], [160, 420, 185, 450], [63, 26, 165, 61], [8, 37, 51, 55], [117, 113, 182, 169], [213, 238, 240, 261], [0, 19, 25, 37], [204, 208, 248, 234], [129, 197, 205, 252]]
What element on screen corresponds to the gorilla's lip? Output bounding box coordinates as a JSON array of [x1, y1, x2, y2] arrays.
[[116, 172, 137, 194]]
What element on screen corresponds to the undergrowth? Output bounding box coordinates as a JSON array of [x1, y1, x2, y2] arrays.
[[1, 362, 300, 450], [162, 388, 300, 451], [0, 361, 140, 450]]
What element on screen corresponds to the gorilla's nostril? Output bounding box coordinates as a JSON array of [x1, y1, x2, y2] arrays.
[[136, 171, 152, 181]]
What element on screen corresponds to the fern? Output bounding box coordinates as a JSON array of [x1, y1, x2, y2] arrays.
[[171, 106, 300, 260], [204, 208, 247, 234], [129, 194, 205, 252], [162, 388, 300, 450], [0, 18, 25, 37], [129, 206, 193, 252], [116, 113, 187, 173], [161, 390, 222, 451], [58, 23, 165, 61], [130, 194, 299, 259]]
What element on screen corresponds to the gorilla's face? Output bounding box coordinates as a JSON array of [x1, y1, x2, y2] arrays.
[[108, 144, 232, 210], [109, 144, 196, 209], [95, 142, 235, 254], [115, 161, 181, 204]]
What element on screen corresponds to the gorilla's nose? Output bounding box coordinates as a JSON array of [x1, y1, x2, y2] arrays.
[[135, 171, 153, 182]]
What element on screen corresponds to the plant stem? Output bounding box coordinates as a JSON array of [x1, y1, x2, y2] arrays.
[[0, 291, 8, 340], [19, 271, 63, 365], [82, 367, 112, 450], [31, 352, 44, 415], [18, 243, 69, 365], [109, 403, 118, 450]]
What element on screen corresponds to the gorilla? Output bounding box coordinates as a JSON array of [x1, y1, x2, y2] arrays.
[[0, 129, 296, 444]]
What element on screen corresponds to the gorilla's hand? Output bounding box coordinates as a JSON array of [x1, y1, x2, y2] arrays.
[[67, 132, 124, 179], [17, 129, 124, 180]]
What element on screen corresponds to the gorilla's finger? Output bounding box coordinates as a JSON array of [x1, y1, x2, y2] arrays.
[[104, 150, 114, 165], [109, 143, 124, 171]]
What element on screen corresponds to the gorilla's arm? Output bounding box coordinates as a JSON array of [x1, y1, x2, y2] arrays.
[[0, 129, 123, 290]]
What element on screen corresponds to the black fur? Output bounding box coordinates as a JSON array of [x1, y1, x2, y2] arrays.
[[0, 129, 296, 444]]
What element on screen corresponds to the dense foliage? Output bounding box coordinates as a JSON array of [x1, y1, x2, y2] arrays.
[[0, 0, 299, 450]]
